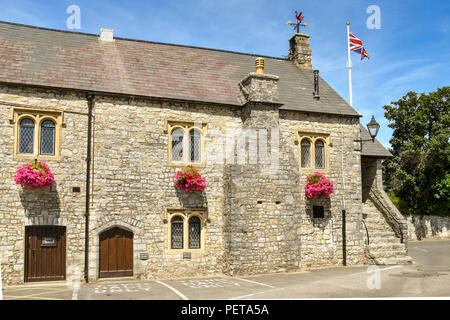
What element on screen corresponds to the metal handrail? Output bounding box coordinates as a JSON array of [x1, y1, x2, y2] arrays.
[[361, 219, 370, 245]]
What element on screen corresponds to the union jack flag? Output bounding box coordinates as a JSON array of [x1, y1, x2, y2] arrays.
[[349, 31, 370, 60]]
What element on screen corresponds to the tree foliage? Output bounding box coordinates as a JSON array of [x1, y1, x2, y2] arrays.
[[382, 87, 449, 215]]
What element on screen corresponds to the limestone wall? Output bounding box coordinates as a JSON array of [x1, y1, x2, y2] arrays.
[[0, 83, 366, 284], [404, 215, 450, 241], [0, 85, 88, 285], [279, 111, 365, 268]]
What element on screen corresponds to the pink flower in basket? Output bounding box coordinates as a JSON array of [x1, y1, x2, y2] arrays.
[[174, 166, 206, 193], [14, 160, 55, 190], [305, 172, 334, 199]]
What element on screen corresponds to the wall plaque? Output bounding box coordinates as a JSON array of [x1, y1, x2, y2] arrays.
[[140, 253, 149, 260], [41, 236, 57, 247], [183, 252, 191, 259]]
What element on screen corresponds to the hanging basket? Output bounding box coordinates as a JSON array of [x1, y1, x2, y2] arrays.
[[174, 166, 206, 193], [305, 172, 334, 199], [14, 160, 55, 190]]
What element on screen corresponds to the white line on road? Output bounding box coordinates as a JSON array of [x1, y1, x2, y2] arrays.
[[228, 291, 267, 300], [364, 266, 402, 273], [410, 247, 429, 253], [155, 281, 189, 300], [236, 278, 275, 288]]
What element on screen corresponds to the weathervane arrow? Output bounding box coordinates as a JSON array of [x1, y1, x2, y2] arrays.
[[286, 10, 309, 33]]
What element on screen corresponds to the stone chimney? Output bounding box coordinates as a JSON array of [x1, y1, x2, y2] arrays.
[[238, 57, 279, 105], [288, 33, 312, 69], [238, 57, 281, 128]]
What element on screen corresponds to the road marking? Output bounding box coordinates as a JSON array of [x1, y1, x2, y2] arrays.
[[364, 266, 402, 273], [236, 278, 275, 288], [228, 291, 267, 300], [3, 288, 70, 300], [179, 278, 241, 288], [410, 247, 429, 253], [155, 280, 189, 300], [5, 295, 65, 301]]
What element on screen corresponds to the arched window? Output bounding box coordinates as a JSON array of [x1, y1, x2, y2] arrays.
[[300, 139, 311, 168], [19, 118, 35, 154], [315, 140, 325, 169], [188, 216, 201, 249], [189, 129, 201, 163], [40, 120, 56, 155], [170, 216, 184, 249], [171, 129, 184, 162]]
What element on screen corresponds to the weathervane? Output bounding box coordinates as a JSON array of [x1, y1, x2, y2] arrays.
[[286, 11, 309, 33]]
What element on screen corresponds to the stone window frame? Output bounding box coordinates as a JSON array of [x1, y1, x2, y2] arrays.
[[165, 119, 207, 168], [296, 131, 331, 173], [166, 209, 207, 254], [11, 107, 63, 161]]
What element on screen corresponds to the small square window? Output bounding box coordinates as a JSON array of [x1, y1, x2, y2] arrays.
[[313, 205, 325, 218]]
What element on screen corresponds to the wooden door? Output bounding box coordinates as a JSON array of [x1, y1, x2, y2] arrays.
[[25, 226, 66, 282], [99, 227, 133, 278]]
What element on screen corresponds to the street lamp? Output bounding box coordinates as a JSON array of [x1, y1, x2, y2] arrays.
[[355, 115, 381, 152], [366, 115, 380, 142]]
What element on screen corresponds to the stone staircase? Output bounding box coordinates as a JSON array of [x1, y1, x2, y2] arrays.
[[363, 199, 413, 265]]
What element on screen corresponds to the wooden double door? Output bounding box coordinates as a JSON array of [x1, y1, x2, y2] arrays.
[[99, 227, 133, 278], [25, 226, 66, 282]]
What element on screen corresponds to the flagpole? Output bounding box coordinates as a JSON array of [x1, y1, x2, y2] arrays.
[[346, 22, 353, 107]]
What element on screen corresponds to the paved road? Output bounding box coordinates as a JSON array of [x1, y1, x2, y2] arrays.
[[3, 239, 450, 300]]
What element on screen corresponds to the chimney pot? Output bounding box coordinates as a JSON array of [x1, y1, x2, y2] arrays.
[[100, 28, 114, 42], [255, 57, 264, 74]]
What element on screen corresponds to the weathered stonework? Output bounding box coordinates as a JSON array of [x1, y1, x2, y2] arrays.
[[0, 80, 410, 284], [361, 157, 413, 265], [404, 215, 450, 241], [288, 33, 313, 69]]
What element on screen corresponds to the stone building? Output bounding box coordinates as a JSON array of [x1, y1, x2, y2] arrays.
[[0, 22, 411, 285]]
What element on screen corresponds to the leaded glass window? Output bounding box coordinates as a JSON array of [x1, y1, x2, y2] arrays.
[[315, 140, 325, 169], [40, 120, 55, 155], [19, 118, 35, 154], [171, 216, 184, 249], [188, 216, 201, 249], [189, 129, 201, 163], [301, 139, 311, 168], [171, 129, 184, 162]]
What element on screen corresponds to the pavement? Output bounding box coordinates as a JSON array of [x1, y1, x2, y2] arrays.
[[2, 239, 450, 300]]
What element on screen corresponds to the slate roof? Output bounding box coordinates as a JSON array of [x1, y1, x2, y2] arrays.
[[0, 21, 390, 157], [360, 125, 393, 158], [0, 21, 359, 116]]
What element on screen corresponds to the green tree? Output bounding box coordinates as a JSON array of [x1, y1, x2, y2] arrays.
[[382, 87, 450, 216]]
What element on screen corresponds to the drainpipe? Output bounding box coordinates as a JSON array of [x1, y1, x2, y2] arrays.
[[84, 94, 94, 283], [342, 210, 347, 266]]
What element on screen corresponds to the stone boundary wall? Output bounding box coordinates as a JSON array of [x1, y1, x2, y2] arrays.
[[404, 215, 450, 241]]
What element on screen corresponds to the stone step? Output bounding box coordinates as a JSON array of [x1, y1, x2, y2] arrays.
[[372, 255, 414, 265], [368, 249, 408, 259], [365, 225, 397, 233], [367, 230, 399, 238], [367, 237, 401, 245], [364, 217, 389, 227], [368, 243, 406, 251]]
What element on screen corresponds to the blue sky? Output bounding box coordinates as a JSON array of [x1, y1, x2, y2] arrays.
[[0, 0, 449, 147]]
